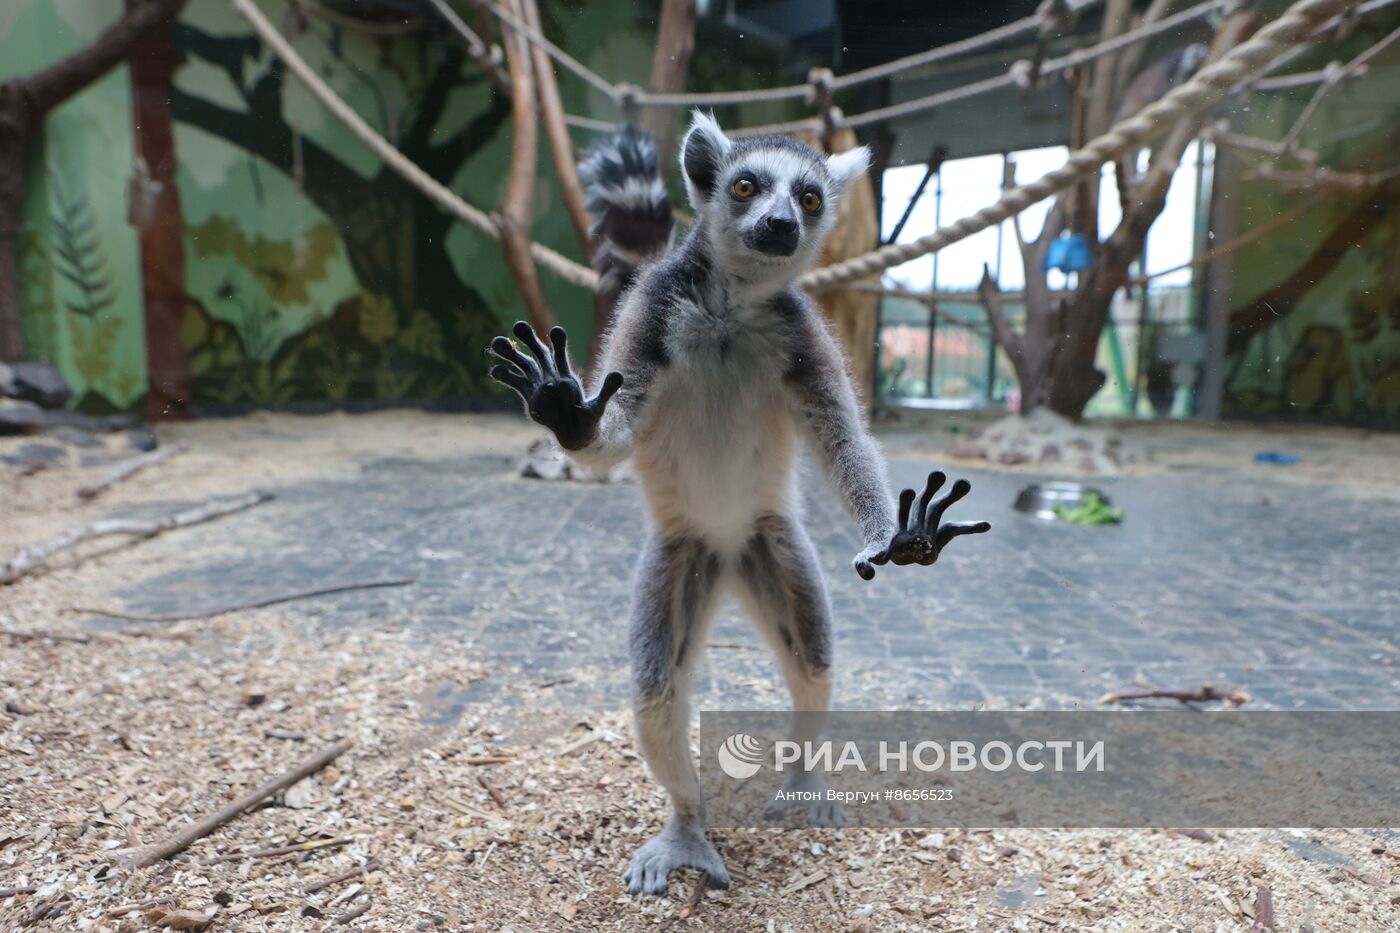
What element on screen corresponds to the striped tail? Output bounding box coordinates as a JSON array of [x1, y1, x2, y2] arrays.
[[577, 124, 674, 315]]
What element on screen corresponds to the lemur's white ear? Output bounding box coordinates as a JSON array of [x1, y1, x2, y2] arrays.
[[825, 145, 871, 195], [680, 111, 732, 208]]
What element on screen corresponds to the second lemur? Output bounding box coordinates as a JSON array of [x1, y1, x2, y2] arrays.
[[489, 112, 991, 896]]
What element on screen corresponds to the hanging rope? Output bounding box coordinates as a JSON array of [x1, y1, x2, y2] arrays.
[[478, 0, 1105, 109], [829, 0, 1101, 92], [229, 0, 599, 291], [798, 0, 1356, 291], [232, 0, 1373, 300]]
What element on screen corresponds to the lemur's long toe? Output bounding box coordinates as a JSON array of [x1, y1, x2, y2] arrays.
[[489, 335, 536, 376], [512, 321, 554, 369]]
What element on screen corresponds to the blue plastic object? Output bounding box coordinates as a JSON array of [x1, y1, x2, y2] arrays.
[[1043, 233, 1095, 273], [1254, 451, 1299, 465]]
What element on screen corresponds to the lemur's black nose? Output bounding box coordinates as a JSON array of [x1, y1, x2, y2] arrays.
[[766, 215, 798, 236]]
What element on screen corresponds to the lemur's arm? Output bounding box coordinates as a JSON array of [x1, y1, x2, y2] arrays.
[[568, 289, 670, 471], [782, 300, 900, 578], [488, 289, 667, 472], [783, 295, 991, 579]]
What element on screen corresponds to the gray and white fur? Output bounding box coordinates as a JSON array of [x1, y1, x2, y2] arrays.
[[577, 124, 675, 319], [488, 113, 990, 897]]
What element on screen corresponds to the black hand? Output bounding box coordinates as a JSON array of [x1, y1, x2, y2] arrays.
[[857, 471, 991, 579], [488, 321, 623, 451]]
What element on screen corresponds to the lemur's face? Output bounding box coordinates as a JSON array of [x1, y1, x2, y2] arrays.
[[680, 113, 869, 277]]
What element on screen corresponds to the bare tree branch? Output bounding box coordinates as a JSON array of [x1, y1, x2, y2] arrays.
[[493, 0, 556, 334], [640, 0, 697, 171], [977, 264, 1028, 373], [520, 0, 593, 257]]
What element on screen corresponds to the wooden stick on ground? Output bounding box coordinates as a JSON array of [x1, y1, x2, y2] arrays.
[[1, 489, 273, 585], [335, 899, 371, 925], [77, 443, 184, 500], [0, 886, 38, 898], [20, 895, 68, 927], [659, 874, 709, 931], [477, 774, 507, 809], [683, 872, 708, 917], [204, 836, 351, 865], [1099, 683, 1249, 706], [1250, 884, 1275, 931], [68, 577, 416, 623], [305, 858, 381, 896], [558, 733, 601, 757], [103, 897, 175, 918], [5, 630, 91, 644], [123, 738, 352, 869]]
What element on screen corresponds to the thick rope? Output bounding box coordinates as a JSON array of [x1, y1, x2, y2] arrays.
[[234, 0, 1373, 301], [1229, 0, 1400, 94], [230, 0, 599, 292], [798, 0, 1355, 291], [1276, 23, 1400, 153], [482, 0, 1105, 108]]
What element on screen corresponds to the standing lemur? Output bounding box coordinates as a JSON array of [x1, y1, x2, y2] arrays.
[[489, 113, 990, 896]]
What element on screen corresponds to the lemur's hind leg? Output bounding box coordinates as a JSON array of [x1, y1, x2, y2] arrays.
[[625, 533, 731, 897], [734, 513, 845, 827]]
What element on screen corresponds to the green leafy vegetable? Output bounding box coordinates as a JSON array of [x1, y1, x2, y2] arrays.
[[1054, 492, 1123, 526]]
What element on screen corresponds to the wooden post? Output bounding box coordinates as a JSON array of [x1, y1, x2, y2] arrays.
[[495, 0, 556, 335], [519, 0, 593, 258], [127, 0, 193, 420], [0, 84, 27, 362], [640, 0, 696, 171]]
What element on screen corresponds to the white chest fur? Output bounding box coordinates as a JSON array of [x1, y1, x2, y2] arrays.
[[632, 292, 801, 551]]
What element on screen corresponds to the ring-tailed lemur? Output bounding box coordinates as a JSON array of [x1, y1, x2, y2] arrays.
[[489, 113, 990, 896]]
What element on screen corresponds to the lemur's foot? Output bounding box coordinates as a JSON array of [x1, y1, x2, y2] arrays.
[[487, 322, 623, 451], [623, 822, 730, 897], [763, 773, 848, 827]]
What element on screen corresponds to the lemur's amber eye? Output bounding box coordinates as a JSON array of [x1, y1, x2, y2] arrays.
[[732, 178, 757, 198], [801, 191, 823, 213]]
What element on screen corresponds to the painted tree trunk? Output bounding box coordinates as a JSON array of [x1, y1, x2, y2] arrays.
[[0, 0, 188, 365], [0, 91, 27, 362], [127, 0, 192, 420]]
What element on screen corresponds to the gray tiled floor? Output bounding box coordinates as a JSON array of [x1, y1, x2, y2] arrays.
[[96, 434, 1400, 712]]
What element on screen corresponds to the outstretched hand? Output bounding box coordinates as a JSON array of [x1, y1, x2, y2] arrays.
[[854, 471, 991, 580], [488, 321, 623, 451]]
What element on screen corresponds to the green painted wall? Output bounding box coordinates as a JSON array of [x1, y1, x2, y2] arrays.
[[1221, 13, 1400, 426], [6, 0, 148, 412]]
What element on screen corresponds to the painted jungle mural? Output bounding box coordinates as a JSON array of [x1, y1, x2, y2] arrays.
[[7, 1, 1398, 425], [4, 0, 814, 414], [1221, 16, 1400, 426], [169, 0, 532, 407]]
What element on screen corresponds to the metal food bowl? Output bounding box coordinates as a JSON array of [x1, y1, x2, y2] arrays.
[[1013, 481, 1112, 521]]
